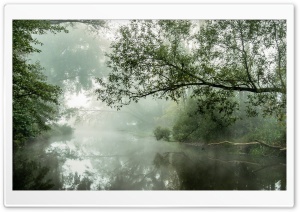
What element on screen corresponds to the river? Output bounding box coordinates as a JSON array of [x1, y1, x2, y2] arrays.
[[38, 128, 286, 190]]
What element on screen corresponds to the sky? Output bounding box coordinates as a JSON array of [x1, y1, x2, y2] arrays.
[[66, 92, 89, 108]]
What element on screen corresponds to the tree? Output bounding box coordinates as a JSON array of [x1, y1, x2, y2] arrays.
[[172, 98, 232, 143], [49, 20, 106, 31], [153, 126, 171, 141], [30, 23, 110, 94], [95, 20, 286, 121], [13, 20, 108, 146], [13, 20, 67, 148]]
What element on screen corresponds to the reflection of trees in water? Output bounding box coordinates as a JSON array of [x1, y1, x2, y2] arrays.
[[13, 146, 62, 190], [157, 152, 286, 190], [13, 155, 54, 190], [107, 153, 181, 190], [102, 151, 286, 191], [62, 172, 92, 190], [14, 135, 286, 190], [57, 149, 286, 191]]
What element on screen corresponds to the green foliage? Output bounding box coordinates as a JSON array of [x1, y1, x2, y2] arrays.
[[172, 98, 232, 143], [13, 20, 67, 55], [153, 126, 171, 141], [245, 116, 286, 146], [96, 20, 286, 122], [13, 20, 67, 148], [172, 95, 286, 148]]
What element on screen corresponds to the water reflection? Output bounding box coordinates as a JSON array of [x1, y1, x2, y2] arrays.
[[43, 130, 286, 190]]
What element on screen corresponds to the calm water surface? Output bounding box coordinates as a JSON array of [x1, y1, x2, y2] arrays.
[[43, 129, 286, 190]]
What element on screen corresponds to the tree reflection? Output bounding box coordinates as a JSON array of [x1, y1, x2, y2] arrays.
[[103, 150, 286, 190], [21, 133, 285, 191]]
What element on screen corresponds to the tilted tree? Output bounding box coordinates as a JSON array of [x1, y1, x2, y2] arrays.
[[95, 20, 286, 122]]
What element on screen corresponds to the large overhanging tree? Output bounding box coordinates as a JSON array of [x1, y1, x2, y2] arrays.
[[95, 20, 286, 122]]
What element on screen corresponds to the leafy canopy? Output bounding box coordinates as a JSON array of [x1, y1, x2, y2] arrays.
[[13, 20, 67, 145], [95, 20, 286, 120]]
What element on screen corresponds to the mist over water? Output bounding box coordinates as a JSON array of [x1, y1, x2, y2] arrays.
[[41, 122, 286, 190]]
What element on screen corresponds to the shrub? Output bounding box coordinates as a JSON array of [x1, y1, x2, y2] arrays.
[[153, 126, 171, 141], [172, 99, 231, 143]]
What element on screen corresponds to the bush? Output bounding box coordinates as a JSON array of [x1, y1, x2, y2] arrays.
[[172, 99, 232, 143], [153, 126, 171, 141], [171, 97, 286, 150]]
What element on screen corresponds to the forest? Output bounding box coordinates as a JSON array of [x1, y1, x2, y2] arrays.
[[12, 20, 286, 190]]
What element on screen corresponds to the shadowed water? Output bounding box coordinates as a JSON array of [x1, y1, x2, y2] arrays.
[[40, 128, 286, 190]]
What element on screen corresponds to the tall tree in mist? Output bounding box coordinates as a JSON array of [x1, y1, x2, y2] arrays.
[[31, 22, 110, 94], [13, 20, 67, 148], [12, 20, 108, 190], [96, 20, 286, 122], [13, 20, 108, 148]]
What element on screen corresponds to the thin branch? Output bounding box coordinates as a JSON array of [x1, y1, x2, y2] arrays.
[[238, 21, 257, 90], [273, 21, 285, 90]]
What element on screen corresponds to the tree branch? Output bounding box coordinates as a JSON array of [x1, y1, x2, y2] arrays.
[[49, 20, 106, 29], [254, 139, 285, 150], [238, 22, 257, 90], [153, 56, 284, 94], [207, 140, 285, 151], [129, 81, 284, 99], [273, 21, 285, 90]]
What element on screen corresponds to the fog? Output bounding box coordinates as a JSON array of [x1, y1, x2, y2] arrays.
[[13, 20, 286, 190], [37, 122, 286, 190]]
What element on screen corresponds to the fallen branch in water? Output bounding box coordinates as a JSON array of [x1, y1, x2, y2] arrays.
[[254, 140, 285, 150], [208, 140, 286, 151], [208, 141, 258, 146]]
